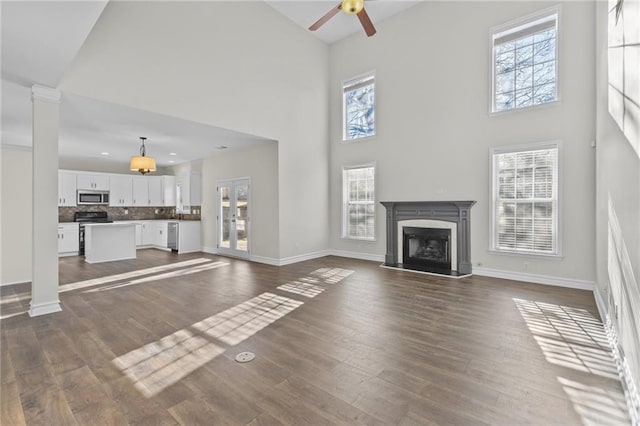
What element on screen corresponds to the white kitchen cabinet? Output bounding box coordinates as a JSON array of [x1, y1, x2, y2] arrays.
[[109, 175, 133, 206], [132, 176, 150, 206], [58, 171, 77, 206], [176, 172, 201, 212], [148, 176, 164, 206], [58, 223, 79, 255], [77, 173, 109, 191], [178, 221, 201, 254], [141, 221, 155, 246], [155, 221, 168, 248], [162, 176, 176, 206]]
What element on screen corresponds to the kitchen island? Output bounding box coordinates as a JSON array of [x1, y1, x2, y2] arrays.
[[84, 222, 136, 263]]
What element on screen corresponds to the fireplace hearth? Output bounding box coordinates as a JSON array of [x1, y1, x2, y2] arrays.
[[381, 201, 476, 277]]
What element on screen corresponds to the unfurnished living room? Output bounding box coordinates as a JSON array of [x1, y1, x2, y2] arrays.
[[1, 0, 639, 425]]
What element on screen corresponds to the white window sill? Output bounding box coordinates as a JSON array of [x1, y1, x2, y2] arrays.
[[489, 248, 563, 260], [341, 134, 377, 144], [490, 99, 560, 117], [342, 236, 377, 242]]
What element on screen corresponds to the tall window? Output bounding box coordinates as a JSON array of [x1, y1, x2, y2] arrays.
[[492, 7, 558, 112], [343, 73, 375, 140], [491, 143, 560, 255], [343, 165, 375, 240]]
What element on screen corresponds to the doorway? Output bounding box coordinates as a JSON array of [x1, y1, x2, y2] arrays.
[[217, 178, 250, 258]]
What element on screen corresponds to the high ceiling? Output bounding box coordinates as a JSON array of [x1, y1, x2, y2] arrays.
[[266, 1, 421, 44], [1, 1, 418, 166]]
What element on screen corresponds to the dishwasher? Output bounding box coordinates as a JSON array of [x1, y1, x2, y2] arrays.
[[168, 222, 179, 251]]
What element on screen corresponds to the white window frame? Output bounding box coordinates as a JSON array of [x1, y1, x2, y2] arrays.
[[342, 163, 376, 241], [490, 5, 561, 114], [342, 71, 376, 142], [489, 141, 562, 257]]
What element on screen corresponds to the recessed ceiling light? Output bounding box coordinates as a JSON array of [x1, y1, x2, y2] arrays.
[[169, 152, 177, 156], [217, 146, 228, 150], [168, 160, 175, 163], [101, 152, 110, 155]]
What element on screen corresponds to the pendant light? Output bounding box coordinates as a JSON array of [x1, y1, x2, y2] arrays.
[[130, 136, 157, 175]]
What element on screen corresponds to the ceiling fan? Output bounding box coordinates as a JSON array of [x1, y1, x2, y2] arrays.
[[308, 0, 376, 37]]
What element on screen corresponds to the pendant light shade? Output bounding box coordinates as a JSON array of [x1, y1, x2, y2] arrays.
[[130, 136, 156, 175]]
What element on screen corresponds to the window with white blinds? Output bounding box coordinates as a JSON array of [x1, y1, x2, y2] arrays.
[[342, 165, 375, 240], [491, 143, 559, 255], [492, 7, 559, 112]]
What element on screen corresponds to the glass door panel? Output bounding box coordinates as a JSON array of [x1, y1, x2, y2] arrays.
[[217, 179, 250, 258]]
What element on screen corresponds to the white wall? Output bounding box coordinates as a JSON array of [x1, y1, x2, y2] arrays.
[[201, 143, 279, 259], [1, 147, 32, 285], [59, 157, 173, 175], [329, 1, 596, 283], [60, 1, 330, 260], [595, 0, 640, 406]]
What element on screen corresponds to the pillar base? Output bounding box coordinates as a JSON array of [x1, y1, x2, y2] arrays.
[[28, 300, 62, 317]]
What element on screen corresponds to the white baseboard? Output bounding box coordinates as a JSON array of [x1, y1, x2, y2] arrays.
[[474, 267, 594, 290], [201, 246, 218, 255], [250, 255, 281, 266], [604, 315, 640, 425], [329, 250, 385, 263], [1, 279, 31, 287], [29, 300, 62, 317], [593, 285, 607, 323]]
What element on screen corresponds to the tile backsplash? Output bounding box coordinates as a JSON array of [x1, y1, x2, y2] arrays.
[[59, 206, 202, 222]]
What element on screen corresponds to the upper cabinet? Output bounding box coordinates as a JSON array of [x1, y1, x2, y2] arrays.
[[132, 176, 150, 206], [148, 176, 163, 206], [58, 171, 77, 206], [176, 171, 201, 213], [77, 173, 109, 191], [162, 176, 176, 207], [109, 175, 133, 206]]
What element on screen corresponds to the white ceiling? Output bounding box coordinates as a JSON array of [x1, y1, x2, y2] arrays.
[[1, 79, 274, 167], [266, 0, 421, 44], [1, 1, 108, 87], [1, 1, 418, 166]]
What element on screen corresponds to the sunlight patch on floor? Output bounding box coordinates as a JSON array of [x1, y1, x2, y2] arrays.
[[309, 267, 354, 284], [558, 376, 630, 426], [59, 258, 213, 293], [112, 292, 303, 397], [82, 261, 229, 293], [277, 281, 325, 298], [514, 298, 618, 380]]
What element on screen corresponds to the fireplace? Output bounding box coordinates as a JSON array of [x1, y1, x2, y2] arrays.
[[403, 227, 451, 271], [381, 201, 476, 276]]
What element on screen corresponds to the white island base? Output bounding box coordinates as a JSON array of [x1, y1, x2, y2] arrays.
[[84, 223, 136, 263]]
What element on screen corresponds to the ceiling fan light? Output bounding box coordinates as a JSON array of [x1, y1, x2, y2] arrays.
[[342, 0, 364, 15]]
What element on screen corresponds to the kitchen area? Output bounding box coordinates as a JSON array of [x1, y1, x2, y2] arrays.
[[58, 169, 202, 263]]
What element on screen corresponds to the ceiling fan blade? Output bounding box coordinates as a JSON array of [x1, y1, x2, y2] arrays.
[[357, 7, 377, 37], [309, 3, 342, 31]]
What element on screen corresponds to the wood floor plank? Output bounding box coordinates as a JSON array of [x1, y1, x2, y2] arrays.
[[0, 251, 631, 425]]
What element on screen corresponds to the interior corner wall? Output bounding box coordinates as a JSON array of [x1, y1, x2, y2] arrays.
[[328, 1, 597, 283], [201, 143, 279, 259], [60, 1, 330, 260], [1, 147, 32, 285], [595, 0, 640, 402]]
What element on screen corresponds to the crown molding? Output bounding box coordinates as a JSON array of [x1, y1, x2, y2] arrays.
[[31, 84, 61, 104]]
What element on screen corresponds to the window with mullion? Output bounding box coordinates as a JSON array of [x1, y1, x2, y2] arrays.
[[343, 73, 375, 141], [343, 166, 375, 240], [492, 144, 559, 255], [492, 8, 558, 112]]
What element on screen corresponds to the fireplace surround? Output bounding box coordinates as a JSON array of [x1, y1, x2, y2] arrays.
[[381, 201, 476, 275]]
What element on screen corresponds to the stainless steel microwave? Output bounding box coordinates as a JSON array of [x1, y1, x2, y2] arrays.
[[77, 190, 110, 205]]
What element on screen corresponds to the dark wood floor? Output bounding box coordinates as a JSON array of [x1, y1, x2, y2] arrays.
[[1, 250, 631, 425]]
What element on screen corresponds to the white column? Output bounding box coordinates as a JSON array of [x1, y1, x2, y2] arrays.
[[29, 85, 62, 317]]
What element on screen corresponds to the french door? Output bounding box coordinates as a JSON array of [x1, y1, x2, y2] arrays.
[[217, 178, 250, 258]]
